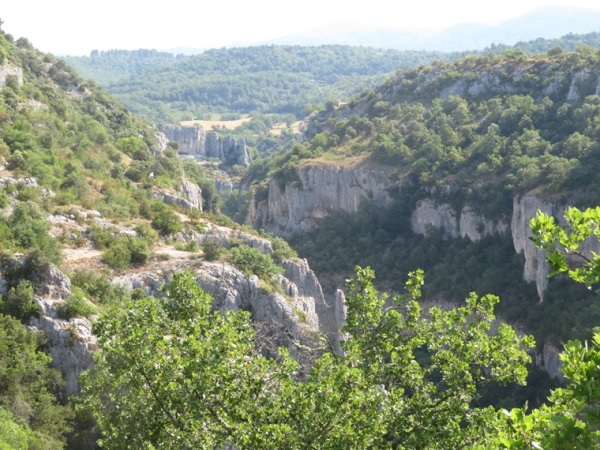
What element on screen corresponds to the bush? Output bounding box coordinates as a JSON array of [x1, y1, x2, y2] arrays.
[[150, 202, 182, 235], [202, 240, 226, 261], [101, 240, 131, 270], [128, 236, 151, 265], [57, 287, 97, 320], [229, 245, 282, 279], [0, 280, 40, 322], [271, 237, 298, 262], [70, 270, 130, 306]]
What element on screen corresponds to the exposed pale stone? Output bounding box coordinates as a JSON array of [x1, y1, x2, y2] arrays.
[[247, 165, 397, 236], [511, 195, 558, 301], [0, 63, 23, 88], [411, 199, 458, 238], [158, 125, 252, 166]]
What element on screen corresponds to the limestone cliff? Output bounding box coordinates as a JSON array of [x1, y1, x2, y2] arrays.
[[511, 195, 559, 301], [411, 200, 508, 241], [159, 124, 252, 166], [0, 62, 23, 88], [153, 178, 203, 211], [247, 164, 398, 236], [0, 257, 98, 397]]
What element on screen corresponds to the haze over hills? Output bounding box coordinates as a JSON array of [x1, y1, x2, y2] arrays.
[[263, 6, 600, 51]]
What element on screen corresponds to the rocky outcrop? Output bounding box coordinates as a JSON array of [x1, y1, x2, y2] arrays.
[[536, 342, 564, 381], [112, 257, 342, 359], [410, 199, 508, 241], [511, 196, 560, 301], [459, 206, 508, 241], [153, 178, 203, 211], [10, 259, 98, 397], [158, 125, 252, 166], [411, 200, 459, 238], [0, 63, 24, 88], [247, 164, 398, 236]]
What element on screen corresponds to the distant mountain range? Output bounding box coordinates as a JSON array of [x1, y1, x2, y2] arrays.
[[258, 6, 600, 52]]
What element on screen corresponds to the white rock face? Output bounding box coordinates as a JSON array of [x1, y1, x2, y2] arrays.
[[411, 200, 458, 238], [152, 179, 202, 211], [0, 63, 23, 88], [158, 125, 252, 166], [511, 195, 559, 301], [20, 261, 98, 397], [112, 260, 332, 346], [459, 206, 508, 241], [535, 342, 564, 381], [248, 164, 397, 236], [410, 200, 507, 241]]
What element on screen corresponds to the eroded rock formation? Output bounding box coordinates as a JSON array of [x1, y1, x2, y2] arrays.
[[159, 125, 252, 166], [247, 164, 399, 236]]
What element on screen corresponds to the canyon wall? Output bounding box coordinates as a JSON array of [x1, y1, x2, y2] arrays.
[[159, 124, 252, 166]]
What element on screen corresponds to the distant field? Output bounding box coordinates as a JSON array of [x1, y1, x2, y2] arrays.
[[270, 121, 302, 136], [180, 118, 252, 130]]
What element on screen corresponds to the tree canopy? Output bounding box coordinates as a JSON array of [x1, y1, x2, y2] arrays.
[[79, 269, 534, 448]]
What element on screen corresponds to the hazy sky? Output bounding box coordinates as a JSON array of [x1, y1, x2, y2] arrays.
[[3, 0, 600, 55]]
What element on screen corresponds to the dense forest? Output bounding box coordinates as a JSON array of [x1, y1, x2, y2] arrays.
[[66, 45, 462, 122], [63, 32, 600, 125]]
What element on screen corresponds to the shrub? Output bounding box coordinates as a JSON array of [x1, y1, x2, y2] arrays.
[[70, 270, 130, 306], [128, 236, 151, 265], [0, 280, 40, 322], [229, 245, 282, 279], [151, 202, 182, 235], [202, 240, 226, 261], [57, 287, 97, 320], [271, 237, 298, 262], [101, 240, 131, 270]]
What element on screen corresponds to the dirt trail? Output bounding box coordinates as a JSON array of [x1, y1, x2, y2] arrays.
[[61, 242, 202, 274]]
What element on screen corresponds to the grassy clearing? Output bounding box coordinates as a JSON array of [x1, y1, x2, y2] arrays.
[[180, 118, 252, 130], [270, 121, 302, 136]]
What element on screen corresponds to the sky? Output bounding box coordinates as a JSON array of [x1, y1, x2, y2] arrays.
[[3, 0, 600, 55]]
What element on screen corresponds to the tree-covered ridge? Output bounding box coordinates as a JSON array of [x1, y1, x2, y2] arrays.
[[69, 45, 461, 122], [63, 49, 181, 86], [257, 48, 600, 221], [485, 31, 600, 55]]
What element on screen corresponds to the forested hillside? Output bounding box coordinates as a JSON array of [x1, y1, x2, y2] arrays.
[[6, 18, 600, 448], [66, 45, 461, 122], [62, 32, 600, 126], [63, 49, 182, 85], [242, 46, 600, 351]]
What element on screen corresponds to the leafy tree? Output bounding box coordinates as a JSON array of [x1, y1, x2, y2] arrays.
[[0, 314, 73, 447], [0, 280, 39, 323], [79, 268, 534, 448], [487, 206, 600, 448], [150, 201, 182, 235]]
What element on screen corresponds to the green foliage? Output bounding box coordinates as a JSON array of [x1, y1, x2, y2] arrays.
[[270, 236, 298, 262], [0, 314, 73, 447], [229, 244, 283, 279], [57, 287, 97, 320], [8, 202, 52, 249], [479, 205, 600, 447], [67, 46, 462, 121], [531, 206, 600, 286], [90, 226, 153, 270], [79, 268, 534, 448], [69, 270, 130, 306], [0, 280, 39, 323], [150, 201, 182, 235], [201, 239, 226, 261], [100, 238, 135, 270]]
